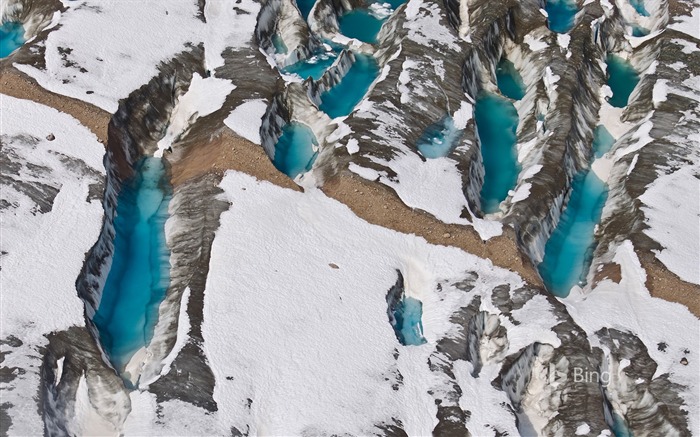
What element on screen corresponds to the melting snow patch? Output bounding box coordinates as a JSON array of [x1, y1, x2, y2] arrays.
[[349, 162, 382, 180], [224, 99, 268, 145], [639, 166, 700, 284], [156, 74, 235, 156], [652, 79, 669, 107], [524, 34, 548, 51], [345, 138, 360, 154]]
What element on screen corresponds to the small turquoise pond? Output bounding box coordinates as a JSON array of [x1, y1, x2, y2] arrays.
[[0, 21, 25, 58], [319, 53, 379, 118], [339, 9, 384, 44], [272, 122, 319, 178], [628, 0, 649, 16], [93, 158, 172, 375], [545, 0, 578, 34], [417, 116, 463, 159], [474, 91, 521, 214], [631, 24, 649, 37], [296, 0, 317, 20], [496, 58, 526, 101], [389, 296, 427, 346], [538, 170, 608, 297], [283, 50, 339, 80], [606, 54, 640, 108], [593, 125, 615, 158], [272, 34, 287, 54]]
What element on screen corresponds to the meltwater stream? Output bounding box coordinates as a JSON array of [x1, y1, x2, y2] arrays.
[[0, 21, 25, 58], [93, 157, 172, 375]]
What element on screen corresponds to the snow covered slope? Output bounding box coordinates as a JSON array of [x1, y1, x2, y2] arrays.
[[0, 94, 105, 435]]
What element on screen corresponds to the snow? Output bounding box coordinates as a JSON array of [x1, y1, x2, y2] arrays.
[[576, 422, 591, 435], [202, 171, 534, 434], [345, 138, 360, 154], [0, 95, 104, 341], [13, 0, 261, 113], [452, 100, 473, 130], [669, 5, 700, 39], [224, 99, 268, 145], [614, 119, 653, 158], [0, 94, 105, 434], [349, 162, 382, 180], [652, 79, 669, 107], [156, 73, 235, 156], [142, 287, 191, 387], [510, 182, 532, 203], [15, 0, 204, 113], [557, 33, 571, 50], [626, 153, 638, 176], [639, 165, 700, 284], [368, 152, 471, 226], [565, 241, 699, 433], [524, 34, 548, 51]]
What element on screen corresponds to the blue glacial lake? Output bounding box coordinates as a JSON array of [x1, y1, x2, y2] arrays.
[[319, 53, 379, 118], [496, 58, 526, 101], [389, 296, 427, 346], [606, 54, 640, 108], [475, 91, 521, 214], [296, 0, 317, 20], [0, 22, 25, 58], [283, 49, 339, 80], [545, 0, 578, 33], [538, 170, 608, 297], [339, 9, 384, 44], [272, 122, 319, 178], [93, 158, 172, 374]]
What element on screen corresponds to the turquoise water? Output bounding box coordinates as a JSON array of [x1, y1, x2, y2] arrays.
[[296, 0, 317, 20], [545, 0, 578, 33], [339, 9, 384, 43], [272, 122, 319, 178], [496, 58, 526, 101], [272, 34, 287, 54], [628, 0, 649, 16], [593, 125, 615, 158], [474, 91, 521, 214], [0, 22, 25, 58], [611, 414, 634, 437], [389, 297, 427, 346], [93, 158, 172, 374], [631, 24, 649, 36], [606, 54, 640, 108], [417, 116, 463, 158], [319, 53, 379, 118], [283, 50, 339, 80], [538, 170, 608, 297]]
